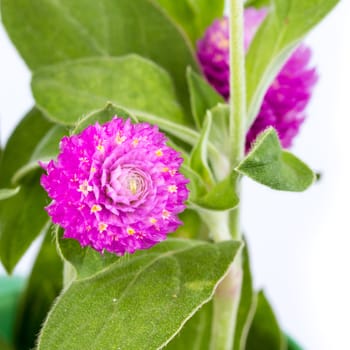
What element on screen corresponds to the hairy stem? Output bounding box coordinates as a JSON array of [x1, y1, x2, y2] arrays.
[[210, 0, 246, 349], [229, 0, 246, 165]]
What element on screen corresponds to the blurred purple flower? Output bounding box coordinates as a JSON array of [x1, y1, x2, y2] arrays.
[[41, 117, 189, 255], [197, 8, 318, 149]]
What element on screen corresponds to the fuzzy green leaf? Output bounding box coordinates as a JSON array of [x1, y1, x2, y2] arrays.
[[73, 103, 136, 134], [208, 104, 231, 159], [194, 172, 239, 211], [0, 171, 49, 273], [14, 225, 63, 350], [164, 301, 212, 350], [187, 67, 224, 128], [32, 55, 186, 126], [246, 0, 340, 128], [0, 108, 53, 188], [57, 228, 119, 280], [37, 238, 242, 350], [236, 128, 315, 191], [12, 125, 67, 184], [32, 65, 213, 152], [155, 0, 225, 43], [246, 291, 287, 350], [189, 114, 214, 186], [1, 0, 198, 113]]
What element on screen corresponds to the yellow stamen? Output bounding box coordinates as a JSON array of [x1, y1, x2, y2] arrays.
[[127, 227, 135, 235], [161, 167, 169, 173], [98, 222, 108, 232], [155, 149, 163, 157], [91, 204, 102, 213], [149, 218, 157, 224], [115, 132, 126, 145], [132, 138, 139, 147], [128, 177, 139, 195], [96, 144, 104, 152], [167, 185, 177, 193], [78, 180, 93, 196]]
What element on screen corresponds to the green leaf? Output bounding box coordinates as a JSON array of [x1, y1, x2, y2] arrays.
[[246, 0, 340, 127], [32, 64, 217, 154], [0, 188, 20, 201], [171, 210, 205, 240], [194, 172, 239, 211], [236, 128, 315, 192], [57, 227, 119, 280], [246, 291, 287, 350], [155, 0, 225, 43], [234, 239, 257, 350], [37, 238, 242, 350], [1, 0, 199, 113], [187, 67, 224, 129], [14, 225, 63, 350], [208, 104, 231, 159], [164, 301, 212, 350], [73, 103, 136, 134], [0, 108, 53, 188], [32, 55, 187, 126], [189, 114, 214, 186], [0, 171, 49, 273], [12, 125, 67, 184]]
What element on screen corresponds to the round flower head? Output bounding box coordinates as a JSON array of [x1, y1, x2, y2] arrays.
[[41, 117, 189, 255], [197, 8, 318, 150]]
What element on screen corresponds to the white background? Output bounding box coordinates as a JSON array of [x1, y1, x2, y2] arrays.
[[1, 2, 349, 349]]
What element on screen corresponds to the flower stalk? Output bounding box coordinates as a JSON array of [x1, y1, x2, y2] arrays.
[[210, 0, 246, 349]]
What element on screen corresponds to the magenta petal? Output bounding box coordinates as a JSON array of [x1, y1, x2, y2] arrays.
[[40, 117, 189, 255]]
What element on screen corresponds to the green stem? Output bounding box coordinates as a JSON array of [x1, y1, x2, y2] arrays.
[[210, 0, 246, 349], [229, 0, 246, 165]]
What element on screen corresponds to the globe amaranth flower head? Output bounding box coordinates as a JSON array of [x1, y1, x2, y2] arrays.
[[40, 117, 189, 255], [197, 8, 318, 150]]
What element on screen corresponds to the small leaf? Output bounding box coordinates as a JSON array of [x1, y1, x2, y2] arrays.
[[0, 108, 53, 188], [0, 188, 20, 201], [236, 128, 315, 192], [1, 0, 199, 113], [246, 0, 340, 127], [164, 301, 212, 350], [12, 125, 67, 184], [246, 291, 287, 350], [187, 67, 224, 128], [194, 172, 239, 211], [57, 227, 119, 280], [14, 225, 63, 350], [189, 114, 214, 186], [37, 238, 242, 350], [234, 239, 257, 350], [155, 0, 225, 43], [0, 171, 49, 273], [208, 104, 231, 159], [32, 55, 186, 126]]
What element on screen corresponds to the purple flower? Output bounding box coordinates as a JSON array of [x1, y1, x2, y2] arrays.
[[41, 117, 189, 255], [197, 9, 318, 150]]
